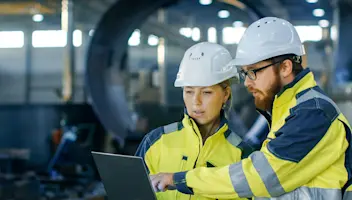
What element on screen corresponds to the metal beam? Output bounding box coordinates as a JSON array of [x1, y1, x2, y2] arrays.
[[0, 2, 55, 15], [74, 0, 200, 48], [260, 0, 290, 20], [141, 20, 198, 48], [62, 0, 75, 102], [72, 0, 110, 28], [24, 27, 32, 104]]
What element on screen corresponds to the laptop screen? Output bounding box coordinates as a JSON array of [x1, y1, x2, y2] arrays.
[[92, 152, 157, 200]]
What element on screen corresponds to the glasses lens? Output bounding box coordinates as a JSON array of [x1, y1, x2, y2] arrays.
[[248, 70, 256, 80]]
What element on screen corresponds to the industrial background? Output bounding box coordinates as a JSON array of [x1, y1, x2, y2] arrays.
[[0, 0, 352, 199]]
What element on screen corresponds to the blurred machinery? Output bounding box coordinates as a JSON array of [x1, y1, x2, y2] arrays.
[[0, 105, 107, 200], [85, 0, 268, 152]]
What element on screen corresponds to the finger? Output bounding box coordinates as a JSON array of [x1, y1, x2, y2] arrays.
[[158, 181, 167, 192], [152, 184, 159, 193], [152, 179, 161, 192], [150, 175, 157, 181], [152, 183, 159, 192], [150, 174, 161, 181]]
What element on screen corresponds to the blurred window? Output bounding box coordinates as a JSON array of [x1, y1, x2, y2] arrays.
[[0, 31, 24, 48], [222, 27, 246, 44]]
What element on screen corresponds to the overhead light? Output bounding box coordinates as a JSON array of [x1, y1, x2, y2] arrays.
[[313, 9, 325, 17], [73, 30, 82, 47], [192, 27, 201, 41], [199, 0, 212, 5], [148, 35, 159, 46], [208, 27, 217, 43], [233, 21, 244, 27], [32, 14, 43, 22], [128, 29, 140, 46], [330, 25, 337, 41], [306, 0, 318, 3], [222, 27, 246, 44], [319, 19, 330, 28], [179, 27, 192, 38], [295, 26, 323, 42], [218, 10, 230, 19], [89, 29, 94, 36]]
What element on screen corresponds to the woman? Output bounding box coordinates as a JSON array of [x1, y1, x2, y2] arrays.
[[135, 42, 251, 200]]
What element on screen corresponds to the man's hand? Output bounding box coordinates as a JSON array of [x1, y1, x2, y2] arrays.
[[150, 173, 175, 192]]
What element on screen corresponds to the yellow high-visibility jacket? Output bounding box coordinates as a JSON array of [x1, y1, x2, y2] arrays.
[[173, 68, 352, 200], [135, 111, 252, 200]]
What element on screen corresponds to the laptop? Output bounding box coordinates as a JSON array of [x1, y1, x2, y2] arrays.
[[91, 151, 157, 200]]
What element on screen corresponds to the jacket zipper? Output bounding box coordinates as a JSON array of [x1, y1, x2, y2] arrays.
[[192, 126, 202, 169], [189, 124, 202, 200]]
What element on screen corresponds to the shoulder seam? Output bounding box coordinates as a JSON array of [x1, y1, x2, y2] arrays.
[[163, 122, 182, 134], [143, 121, 183, 152], [144, 127, 164, 148], [293, 98, 339, 123]]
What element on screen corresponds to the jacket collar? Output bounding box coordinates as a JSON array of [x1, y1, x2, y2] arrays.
[[257, 68, 317, 123], [277, 68, 311, 97], [274, 68, 317, 108], [183, 107, 228, 134]]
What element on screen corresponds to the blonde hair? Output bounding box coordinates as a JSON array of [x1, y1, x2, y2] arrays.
[[219, 79, 234, 117]]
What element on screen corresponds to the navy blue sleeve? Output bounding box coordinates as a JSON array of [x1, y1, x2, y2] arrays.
[[267, 99, 336, 163], [135, 135, 151, 174], [135, 134, 150, 158], [237, 141, 256, 159], [173, 171, 194, 195], [135, 127, 164, 174]]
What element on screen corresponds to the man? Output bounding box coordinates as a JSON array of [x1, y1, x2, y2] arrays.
[[150, 17, 352, 200]]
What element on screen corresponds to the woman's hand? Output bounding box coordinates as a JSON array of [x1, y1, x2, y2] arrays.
[[150, 173, 175, 192]]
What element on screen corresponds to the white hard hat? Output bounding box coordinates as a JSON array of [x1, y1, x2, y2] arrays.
[[174, 42, 239, 87], [231, 17, 305, 67]]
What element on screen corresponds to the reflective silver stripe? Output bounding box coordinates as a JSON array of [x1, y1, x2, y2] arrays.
[[344, 191, 352, 200], [297, 89, 341, 116], [251, 151, 286, 197], [254, 187, 341, 200], [226, 131, 242, 147], [163, 122, 178, 134], [229, 161, 253, 198]]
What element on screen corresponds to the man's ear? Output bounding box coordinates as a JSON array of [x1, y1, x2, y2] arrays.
[[280, 59, 293, 78]]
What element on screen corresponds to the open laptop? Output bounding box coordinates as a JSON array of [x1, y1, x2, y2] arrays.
[[91, 151, 157, 200]]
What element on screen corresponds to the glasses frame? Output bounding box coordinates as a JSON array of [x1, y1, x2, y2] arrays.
[[239, 59, 285, 81]]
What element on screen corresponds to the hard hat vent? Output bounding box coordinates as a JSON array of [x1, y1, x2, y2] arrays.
[[189, 52, 205, 60], [257, 19, 277, 28]]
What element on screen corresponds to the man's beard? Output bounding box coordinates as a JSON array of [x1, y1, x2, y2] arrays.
[[254, 74, 282, 111]]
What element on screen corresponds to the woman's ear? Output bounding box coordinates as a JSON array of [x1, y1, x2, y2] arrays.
[[224, 86, 231, 103]]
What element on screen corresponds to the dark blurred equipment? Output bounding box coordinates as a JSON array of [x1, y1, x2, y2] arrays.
[[0, 150, 40, 200], [0, 149, 30, 174], [47, 113, 96, 174], [0, 172, 41, 200], [0, 104, 106, 169], [0, 104, 107, 199], [37, 112, 107, 199], [85, 0, 263, 144]]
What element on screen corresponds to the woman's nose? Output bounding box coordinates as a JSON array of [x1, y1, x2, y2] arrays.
[[192, 93, 202, 105]]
